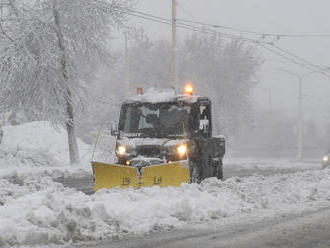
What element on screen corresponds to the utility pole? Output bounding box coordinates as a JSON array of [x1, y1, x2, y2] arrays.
[[275, 68, 321, 160], [124, 31, 130, 98], [171, 0, 177, 90], [275, 68, 303, 160], [297, 76, 303, 160]]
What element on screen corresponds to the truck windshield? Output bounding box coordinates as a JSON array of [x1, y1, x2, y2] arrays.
[[119, 102, 190, 138]]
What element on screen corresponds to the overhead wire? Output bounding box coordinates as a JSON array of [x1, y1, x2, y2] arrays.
[[177, 18, 269, 36], [269, 43, 327, 73], [176, 18, 330, 39], [174, 1, 199, 22], [125, 8, 330, 75], [127, 9, 272, 44], [172, 4, 329, 74], [258, 43, 326, 73]]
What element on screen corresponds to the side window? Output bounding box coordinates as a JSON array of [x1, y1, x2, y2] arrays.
[[199, 103, 211, 137]]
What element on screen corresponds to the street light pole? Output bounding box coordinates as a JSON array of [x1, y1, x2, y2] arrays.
[[297, 76, 303, 160], [275, 68, 322, 160]]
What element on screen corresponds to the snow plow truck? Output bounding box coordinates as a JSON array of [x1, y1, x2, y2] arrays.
[[92, 85, 225, 190]]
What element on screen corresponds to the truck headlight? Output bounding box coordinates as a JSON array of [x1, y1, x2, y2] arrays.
[[117, 145, 126, 155], [323, 156, 329, 162], [177, 144, 187, 156]]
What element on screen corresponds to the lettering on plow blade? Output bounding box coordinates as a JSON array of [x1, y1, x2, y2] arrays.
[[142, 162, 190, 187], [153, 176, 162, 185], [92, 162, 139, 190], [121, 176, 131, 186], [92, 162, 190, 190]]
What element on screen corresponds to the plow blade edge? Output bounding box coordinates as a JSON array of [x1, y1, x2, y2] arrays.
[[92, 161, 190, 190]]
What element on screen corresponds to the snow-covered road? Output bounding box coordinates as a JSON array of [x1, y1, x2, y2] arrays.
[[2, 169, 330, 247], [1, 122, 329, 247], [55, 163, 319, 195], [88, 206, 330, 248]]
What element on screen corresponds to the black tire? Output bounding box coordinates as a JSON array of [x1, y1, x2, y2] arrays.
[[212, 159, 223, 180], [189, 160, 203, 183], [216, 160, 223, 180]]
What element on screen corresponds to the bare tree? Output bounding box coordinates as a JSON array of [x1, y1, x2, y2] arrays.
[[0, 0, 130, 163]]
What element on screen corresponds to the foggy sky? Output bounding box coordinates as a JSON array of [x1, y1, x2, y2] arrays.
[[127, 0, 330, 123]]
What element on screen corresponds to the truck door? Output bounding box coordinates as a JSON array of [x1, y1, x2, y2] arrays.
[[194, 100, 213, 178], [198, 101, 212, 138]]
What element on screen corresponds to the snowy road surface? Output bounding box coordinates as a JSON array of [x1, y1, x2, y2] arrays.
[[84, 207, 330, 248], [2, 168, 330, 247], [56, 160, 320, 195], [1, 122, 329, 247]]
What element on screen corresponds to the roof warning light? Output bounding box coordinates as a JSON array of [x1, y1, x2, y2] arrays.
[[184, 83, 194, 95], [136, 87, 144, 95]]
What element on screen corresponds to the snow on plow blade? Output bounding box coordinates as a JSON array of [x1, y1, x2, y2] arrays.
[[92, 161, 190, 190]]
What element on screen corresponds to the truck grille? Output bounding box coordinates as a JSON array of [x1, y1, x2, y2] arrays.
[[137, 146, 161, 157]]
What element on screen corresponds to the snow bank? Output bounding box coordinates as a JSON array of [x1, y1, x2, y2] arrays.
[[0, 122, 92, 176], [1, 121, 90, 163], [1, 169, 330, 247], [225, 157, 321, 171]]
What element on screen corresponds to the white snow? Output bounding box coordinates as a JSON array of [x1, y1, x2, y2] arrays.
[[127, 87, 199, 103], [1, 121, 330, 247], [0, 121, 91, 177], [127, 87, 176, 103], [2, 121, 90, 163], [225, 157, 322, 171], [1, 170, 330, 247]]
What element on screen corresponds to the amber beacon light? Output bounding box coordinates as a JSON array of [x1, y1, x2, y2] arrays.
[[184, 83, 194, 95]]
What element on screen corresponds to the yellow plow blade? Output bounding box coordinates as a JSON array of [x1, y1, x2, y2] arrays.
[[92, 162, 139, 190], [142, 162, 190, 187], [92, 161, 190, 190]]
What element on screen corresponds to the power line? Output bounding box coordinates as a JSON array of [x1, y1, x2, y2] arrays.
[[175, 1, 199, 22], [129, 10, 328, 74], [125, 9, 330, 75], [176, 17, 330, 39], [258, 43, 326, 73], [175, 1, 330, 39], [177, 18, 268, 36], [278, 34, 330, 38], [270, 43, 327, 72], [127, 9, 271, 44]]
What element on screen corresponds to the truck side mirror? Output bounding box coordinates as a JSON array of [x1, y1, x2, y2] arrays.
[[110, 122, 118, 137]]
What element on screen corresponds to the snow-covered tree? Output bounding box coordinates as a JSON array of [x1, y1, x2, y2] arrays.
[[0, 0, 130, 163], [129, 35, 171, 89]]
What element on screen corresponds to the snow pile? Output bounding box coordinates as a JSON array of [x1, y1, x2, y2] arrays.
[[225, 157, 321, 171], [0, 147, 60, 168], [1, 121, 89, 164], [0, 122, 92, 177], [0, 174, 63, 206], [128, 87, 176, 103], [1, 169, 330, 247]]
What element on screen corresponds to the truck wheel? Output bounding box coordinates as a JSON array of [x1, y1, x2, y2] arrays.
[[215, 159, 223, 180], [189, 161, 203, 183]]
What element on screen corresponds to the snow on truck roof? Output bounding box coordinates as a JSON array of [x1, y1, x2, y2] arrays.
[[125, 87, 205, 104]]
